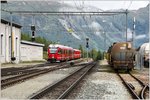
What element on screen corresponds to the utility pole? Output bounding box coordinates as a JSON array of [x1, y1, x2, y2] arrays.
[[82, 48, 84, 58], [86, 38, 89, 62], [105, 32, 106, 51], [31, 15, 35, 41], [102, 20, 106, 60], [125, 9, 128, 43], [132, 17, 135, 47], [125, 9, 128, 63], [103, 31, 106, 59], [10, 12, 16, 62]]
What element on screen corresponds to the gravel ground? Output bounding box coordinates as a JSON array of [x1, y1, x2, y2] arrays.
[[1, 65, 82, 99], [66, 60, 132, 99]]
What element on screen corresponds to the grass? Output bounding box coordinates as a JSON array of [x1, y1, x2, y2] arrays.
[[20, 60, 46, 63]]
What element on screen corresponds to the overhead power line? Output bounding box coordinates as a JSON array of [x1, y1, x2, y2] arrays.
[[1, 9, 128, 16], [127, 1, 133, 10]]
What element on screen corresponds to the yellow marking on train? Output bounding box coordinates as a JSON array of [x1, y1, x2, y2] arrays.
[[123, 44, 126, 46]]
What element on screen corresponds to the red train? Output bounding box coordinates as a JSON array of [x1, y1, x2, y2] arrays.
[[47, 44, 81, 62]]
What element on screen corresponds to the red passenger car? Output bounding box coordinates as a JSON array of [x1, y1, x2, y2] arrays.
[[74, 49, 81, 59], [47, 44, 81, 62]]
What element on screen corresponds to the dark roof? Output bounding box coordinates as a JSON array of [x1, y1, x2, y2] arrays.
[[1, 0, 7, 3], [21, 40, 44, 47], [1, 19, 22, 28]]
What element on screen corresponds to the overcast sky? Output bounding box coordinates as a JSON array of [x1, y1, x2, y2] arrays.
[[63, 1, 149, 10], [6, 0, 149, 10]]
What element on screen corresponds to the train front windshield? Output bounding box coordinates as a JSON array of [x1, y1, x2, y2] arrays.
[[49, 47, 57, 54]]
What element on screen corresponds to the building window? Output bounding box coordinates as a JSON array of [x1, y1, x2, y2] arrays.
[[1, 34, 3, 55], [16, 37, 18, 56], [9, 36, 11, 56]]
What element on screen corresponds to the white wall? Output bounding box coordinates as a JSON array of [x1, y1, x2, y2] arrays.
[[20, 43, 43, 61], [13, 27, 21, 63], [0, 23, 6, 63], [0, 22, 21, 63]]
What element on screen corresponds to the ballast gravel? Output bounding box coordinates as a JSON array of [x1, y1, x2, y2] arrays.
[[1, 65, 81, 99], [66, 60, 132, 99]]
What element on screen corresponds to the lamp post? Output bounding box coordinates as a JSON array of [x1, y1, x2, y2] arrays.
[[10, 12, 16, 62], [86, 38, 89, 62], [31, 15, 35, 41]]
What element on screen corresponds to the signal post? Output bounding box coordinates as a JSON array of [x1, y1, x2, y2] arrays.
[[86, 38, 89, 62]]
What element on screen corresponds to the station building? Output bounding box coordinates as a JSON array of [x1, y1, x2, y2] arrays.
[[20, 40, 44, 61], [0, 19, 44, 64], [0, 19, 21, 63]]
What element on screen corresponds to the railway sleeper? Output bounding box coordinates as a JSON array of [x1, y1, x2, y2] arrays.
[[128, 83, 135, 90]]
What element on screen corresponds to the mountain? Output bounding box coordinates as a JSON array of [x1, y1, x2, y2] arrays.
[[1, 1, 149, 51]]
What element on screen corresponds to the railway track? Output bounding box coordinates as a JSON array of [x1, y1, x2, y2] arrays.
[[117, 72, 149, 99], [1, 63, 56, 77], [2, 59, 84, 77], [28, 61, 97, 99], [1, 59, 84, 89]]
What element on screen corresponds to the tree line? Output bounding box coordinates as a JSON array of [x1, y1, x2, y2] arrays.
[[21, 33, 102, 60], [78, 45, 102, 61], [21, 33, 55, 51]]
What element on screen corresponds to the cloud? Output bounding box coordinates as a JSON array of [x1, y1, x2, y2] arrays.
[[64, 1, 149, 10]]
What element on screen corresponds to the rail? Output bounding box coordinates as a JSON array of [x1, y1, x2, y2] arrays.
[[117, 72, 149, 99], [28, 61, 96, 99]]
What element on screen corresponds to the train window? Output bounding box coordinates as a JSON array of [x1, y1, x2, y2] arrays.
[[61, 49, 62, 54], [67, 50, 69, 55], [61, 49, 63, 54], [9, 36, 11, 55], [58, 49, 62, 54], [50, 49, 57, 53], [63, 50, 65, 54], [16, 37, 18, 56], [69, 50, 71, 55], [1, 34, 3, 55]]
